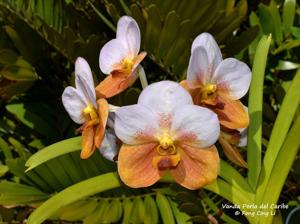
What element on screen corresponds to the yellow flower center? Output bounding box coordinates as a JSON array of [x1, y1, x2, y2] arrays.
[[201, 83, 217, 100], [152, 132, 180, 171], [156, 133, 176, 155], [122, 57, 134, 71], [82, 105, 99, 127]]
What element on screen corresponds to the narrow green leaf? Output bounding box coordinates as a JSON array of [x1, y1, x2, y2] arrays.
[[25, 137, 81, 171], [269, 0, 283, 43], [83, 199, 109, 224], [283, 0, 296, 33], [0, 181, 49, 205], [103, 199, 123, 223], [145, 4, 161, 54], [156, 193, 175, 224], [256, 69, 300, 204], [0, 137, 13, 159], [130, 197, 145, 223], [219, 160, 254, 194], [168, 198, 192, 224], [122, 198, 133, 224], [144, 195, 159, 224], [27, 172, 121, 224], [259, 115, 300, 224], [247, 35, 272, 190]]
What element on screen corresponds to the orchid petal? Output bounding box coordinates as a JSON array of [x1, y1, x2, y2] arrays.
[[75, 71, 97, 108], [213, 94, 249, 129], [172, 105, 220, 148], [238, 127, 247, 147], [213, 58, 251, 100], [62, 86, 86, 124], [191, 33, 222, 72], [117, 16, 141, 57], [99, 39, 128, 74], [138, 81, 193, 115], [81, 126, 95, 159], [187, 47, 209, 86], [171, 145, 219, 190], [96, 68, 139, 98], [219, 137, 248, 168], [99, 129, 119, 162], [75, 57, 95, 97], [118, 143, 162, 188], [94, 98, 109, 149], [115, 105, 159, 145]]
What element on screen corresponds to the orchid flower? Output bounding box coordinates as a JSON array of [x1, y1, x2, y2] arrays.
[[181, 33, 251, 129], [97, 16, 146, 98], [62, 57, 109, 159], [99, 128, 120, 162], [114, 81, 220, 190]]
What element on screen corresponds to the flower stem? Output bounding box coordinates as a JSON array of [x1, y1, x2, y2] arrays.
[[137, 66, 148, 89]]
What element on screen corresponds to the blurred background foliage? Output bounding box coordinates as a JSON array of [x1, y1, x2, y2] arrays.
[[0, 0, 299, 223]]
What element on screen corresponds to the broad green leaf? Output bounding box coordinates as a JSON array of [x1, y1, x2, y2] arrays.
[[259, 115, 300, 224], [0, 164, 8, 177], [27, 172, 121, 224], [256, 69, 300, 204], [25, 137, 81, 171], [247, 35, 272, 190], [0, 181, 49, 205]]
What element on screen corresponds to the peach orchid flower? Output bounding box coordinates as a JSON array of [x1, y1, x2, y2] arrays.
[[181, 33, 251, 129], [97, 16, 146, 98], [62, 57, 109, 159], [114, 81, 220, 190]]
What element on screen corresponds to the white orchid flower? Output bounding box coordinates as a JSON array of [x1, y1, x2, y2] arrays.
[[182, 32, 252, 129], [114, 81, 220, 190], [62, 57, 109, 159], [97, 16, 146, 98]]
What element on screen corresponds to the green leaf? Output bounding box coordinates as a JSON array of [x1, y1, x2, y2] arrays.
[[259, 115, 300, 224], [27, 172, 121, 224], [276, 60, 300, 70], [25, 137, 81, 171], [83, 200, 109, 224], [269, 0, 283, 43], [0, 181, 49, 205], [0, 137, 13, 160], [169, 199, 192, 224], [130, 197, 145, 223], [156, 193, 175, 224], [247, 35, 272, 190], [283, 0, 296, 33], [144, 195, 159, 224], [256, 69, 300, 204], [1, 64, 37, 81], [6, 103, 58, 138], [121, 198, 133, 224]]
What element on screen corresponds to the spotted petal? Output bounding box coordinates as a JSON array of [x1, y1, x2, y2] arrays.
[[115, 105, 159, 145], [212, 58, 251, 100], [171, 105, 220, 148]]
